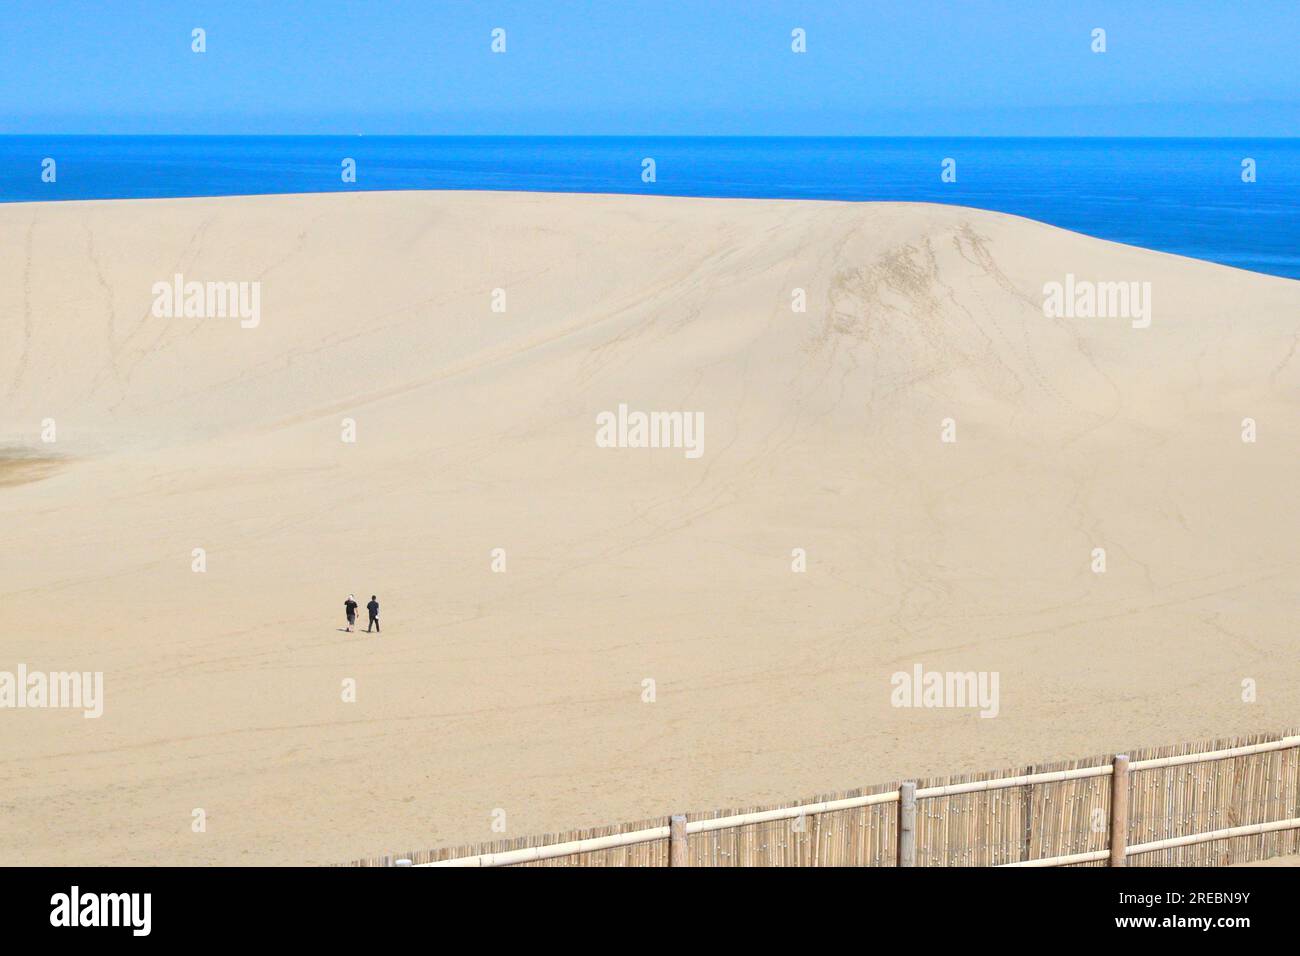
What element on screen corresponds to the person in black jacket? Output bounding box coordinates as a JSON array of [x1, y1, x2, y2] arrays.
[[366, 596, 380, 633]]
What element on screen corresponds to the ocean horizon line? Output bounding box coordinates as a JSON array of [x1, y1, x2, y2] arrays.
[[4, 135, 1296, 279]]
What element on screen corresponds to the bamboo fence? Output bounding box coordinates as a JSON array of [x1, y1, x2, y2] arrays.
[[348, 727, 1300, 867]]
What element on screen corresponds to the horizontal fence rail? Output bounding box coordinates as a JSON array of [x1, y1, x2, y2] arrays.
[[352, 729, 1300, 868], [1003, 818, 1300, 868], [418, 790, 905, 868]]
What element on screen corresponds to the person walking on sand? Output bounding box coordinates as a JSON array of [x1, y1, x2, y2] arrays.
[[366, 595, 380, 633], [344, 594, 358, 632]]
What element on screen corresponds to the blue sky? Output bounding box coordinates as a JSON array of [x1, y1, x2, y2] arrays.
[[2, 0, 1297, 135]]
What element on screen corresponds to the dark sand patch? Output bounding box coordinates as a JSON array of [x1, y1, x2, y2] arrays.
[[0, 449, 65, 487]]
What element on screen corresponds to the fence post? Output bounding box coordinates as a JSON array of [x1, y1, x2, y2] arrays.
[[1020, 764, 1035, 863], [1109, 755, 1129, 867], [669, 814, 689, 867], [897, 782, 917, 867]]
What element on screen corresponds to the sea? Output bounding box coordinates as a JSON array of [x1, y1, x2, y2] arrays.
[[2, 136, 1297, 280]]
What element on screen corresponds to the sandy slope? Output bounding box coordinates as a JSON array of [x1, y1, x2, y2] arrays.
[[1, 191, 1298, 866]]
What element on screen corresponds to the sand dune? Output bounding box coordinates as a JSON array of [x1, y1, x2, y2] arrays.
[[2, 191, 1298, 866]]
